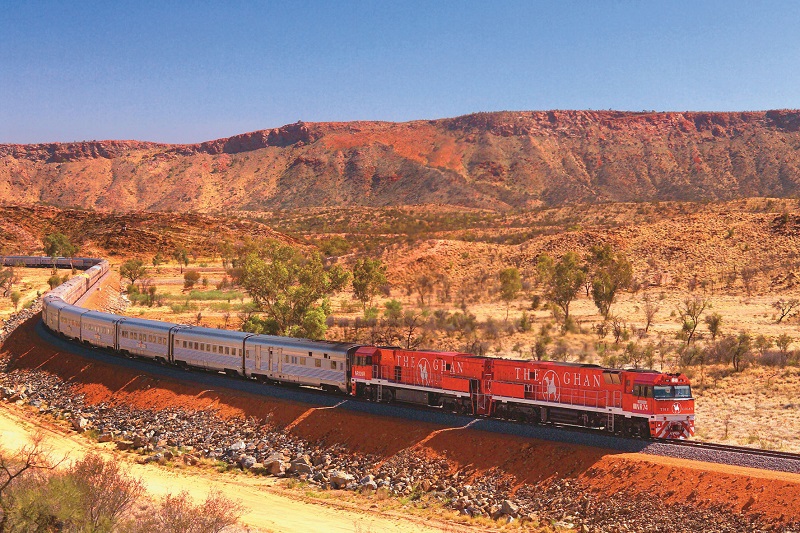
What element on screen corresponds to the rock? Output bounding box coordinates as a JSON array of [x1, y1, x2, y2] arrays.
[[501, 499, 519, 517], [264, 453, 286, 476], [329, 471, 355, 489], [289, 456, 313, 475], [71, 416, 89, 432], [183, 454, 199, 466], [239, 455, 257, 469], [97, 432, 113, 443], [116, 440, 135, 451], [228, 440, 246, 452]]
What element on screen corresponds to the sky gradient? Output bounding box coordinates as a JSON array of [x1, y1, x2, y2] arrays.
[[1, 1, 799, 144]]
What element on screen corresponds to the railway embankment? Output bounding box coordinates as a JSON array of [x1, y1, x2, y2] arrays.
[[2, 313, 800, 532]]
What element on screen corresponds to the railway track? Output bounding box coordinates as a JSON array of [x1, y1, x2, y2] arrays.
[[640, 437, 800, 474], [653, 437, 800, 462]]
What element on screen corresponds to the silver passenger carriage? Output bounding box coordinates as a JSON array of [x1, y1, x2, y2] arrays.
[[117, 317, 181, 361], [244, 336, 359, 393], [79, 310, 120, 349], [42, 296, 70, 332], [172, 327, 251, 375], [57, 303, 88, 340]]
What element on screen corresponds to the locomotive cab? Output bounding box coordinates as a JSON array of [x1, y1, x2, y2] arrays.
[[632, 373, 695, 439]]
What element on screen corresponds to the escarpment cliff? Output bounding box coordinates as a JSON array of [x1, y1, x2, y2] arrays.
[[1, 110, 799, 211]]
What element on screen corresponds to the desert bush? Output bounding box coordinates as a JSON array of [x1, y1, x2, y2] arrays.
[[184, 270, 201, 289], [482, 318, 500, 340], [517, 311, 532, 332]]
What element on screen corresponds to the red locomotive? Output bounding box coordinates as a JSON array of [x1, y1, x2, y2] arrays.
[[352, 347, 694, 439]]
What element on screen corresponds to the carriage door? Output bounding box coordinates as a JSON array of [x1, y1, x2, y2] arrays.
[[254, 346, 262, 372], [268, 348, 273, 374]]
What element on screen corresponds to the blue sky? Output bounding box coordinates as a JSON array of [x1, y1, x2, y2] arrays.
[[1, 1, 799, 144]]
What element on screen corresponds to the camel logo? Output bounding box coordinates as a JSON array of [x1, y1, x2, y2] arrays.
[[542, 370, 560, 402], [418, 359, 431, 386], [672, 402, 681, 414]]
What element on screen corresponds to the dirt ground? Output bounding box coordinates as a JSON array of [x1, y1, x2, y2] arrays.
[[0, 403, 474, 533]]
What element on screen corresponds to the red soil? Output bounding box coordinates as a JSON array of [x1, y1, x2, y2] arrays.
[[3, 316, 800, 527]]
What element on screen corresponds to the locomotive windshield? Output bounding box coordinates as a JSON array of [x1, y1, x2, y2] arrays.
[[654, 385, 692, 399]]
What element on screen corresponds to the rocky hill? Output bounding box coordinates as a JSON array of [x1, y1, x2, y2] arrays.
[[2, 110, 800, 211]]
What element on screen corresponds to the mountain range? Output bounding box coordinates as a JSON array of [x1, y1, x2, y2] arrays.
[[2, 110, 799, 212]]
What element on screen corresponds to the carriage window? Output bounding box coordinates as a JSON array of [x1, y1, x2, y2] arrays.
[[225, 347, 230, 355], [194, 342, 198, 350], [324, 353, 328, 359], [285, 355, 289, 363], [315, 359, 321, 368], [182, 340, 186, 348], [331, 361, 337, 370], [309, 351, 313, 357]]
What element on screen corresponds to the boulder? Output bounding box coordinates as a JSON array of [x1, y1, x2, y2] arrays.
[[239, 455, 257, 469], [501, 499, 520, 517], [329, 471, 355, 489], [289, 460, 313, 475]]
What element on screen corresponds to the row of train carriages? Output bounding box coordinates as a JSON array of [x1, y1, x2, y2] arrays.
[[32, 255, 356, 393], [6, 255, 695, 440]]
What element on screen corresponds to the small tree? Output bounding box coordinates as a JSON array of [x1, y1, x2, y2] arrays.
[[776, 334, 793, 366], [384, 299, 403, 324], [0, 434, 61, 532], [9, 291, 21, 310], [352, 258, 388, 310], [172, 246, 189, 274], [120, 259, 148, 288], [642, 293, 660, 334], [538, 252, 585, 331], [773, 298, 799, 323], [414, 274, 436, 307], [730, 332, 752, 372], [754, 334, 773, 361], [498, 267, 522, 321], [677, 295, 707, 345], [704, 312, 723, 341], [42, 232, 78, 271], [589, 244, 632, 319], [0, 267, 19, 297]]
